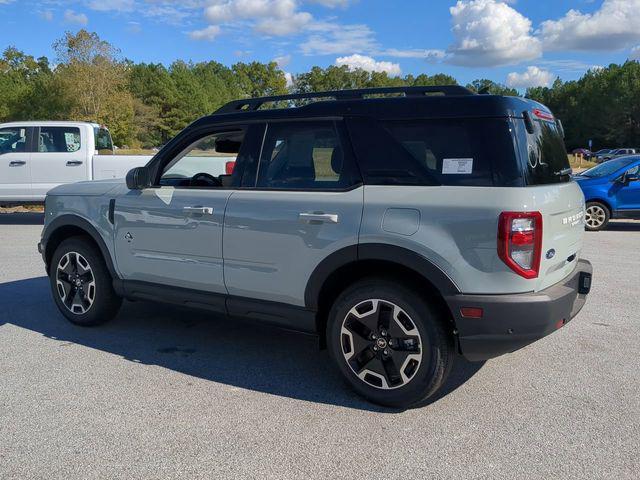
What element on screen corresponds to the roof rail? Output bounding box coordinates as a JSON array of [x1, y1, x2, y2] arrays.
[[214, 85, 474, 114]]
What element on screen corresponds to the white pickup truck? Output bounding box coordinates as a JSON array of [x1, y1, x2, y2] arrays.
[[0, 121, 233, 203]]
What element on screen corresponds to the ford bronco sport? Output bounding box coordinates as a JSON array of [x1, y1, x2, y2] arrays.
[[39, 86, 593, 408]]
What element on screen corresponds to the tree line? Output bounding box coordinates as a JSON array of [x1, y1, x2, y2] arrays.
[[1, 30, 638, 150]]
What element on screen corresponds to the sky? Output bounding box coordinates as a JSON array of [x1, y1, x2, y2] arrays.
[[1, 0, 640, 89]]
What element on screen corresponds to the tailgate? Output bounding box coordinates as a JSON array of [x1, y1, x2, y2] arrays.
[[536, 181, 586, 291]]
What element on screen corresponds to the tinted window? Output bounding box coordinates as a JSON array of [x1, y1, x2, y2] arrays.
[[94, 127, 113, 152], [516, 118, 570, 185], [348, 117, 521, 187], [256, 121, 359, 190], [38, 127, 81, 153], [0, 127, 27, 154]]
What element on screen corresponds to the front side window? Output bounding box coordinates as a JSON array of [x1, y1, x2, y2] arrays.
[[159, 129, 244, 187], [0, 127, 27, 154], [257, 121, 358, 190], [38, 127, 81, 153]]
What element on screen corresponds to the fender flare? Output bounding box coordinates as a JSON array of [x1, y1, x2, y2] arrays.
[[304, 243, 460, 310], [41, 214, 119, 279]]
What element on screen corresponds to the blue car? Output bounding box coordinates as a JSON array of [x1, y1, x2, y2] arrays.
[[574, 156, 640, 230]]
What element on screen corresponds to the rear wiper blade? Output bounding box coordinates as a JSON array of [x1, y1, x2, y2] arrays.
[[554, 167, 572, 176]]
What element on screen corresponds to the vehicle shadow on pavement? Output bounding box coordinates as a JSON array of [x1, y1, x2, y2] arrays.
[[0, 276, 484, 412], [0, 212, 45, 225], [605, 220, 640, 232]]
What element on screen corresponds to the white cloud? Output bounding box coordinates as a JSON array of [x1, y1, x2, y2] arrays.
[[631, 46, 640, 61], [446, 0, 541, 67], [39, 10, 54, 21], [64, 9, 89, 25], [284, 71, 293, 87], [335, 54, 401, 76], [506, 66, 554, 89], [205, 0, 312, 36], [381, 48, 446, 60], [274, 54, 291, 68], [308, 0, 350, 7], [189, 25, 221, 41], [301, 23, 376, 55], [540, 0, 640, 51], [87, 0, 134, 12]]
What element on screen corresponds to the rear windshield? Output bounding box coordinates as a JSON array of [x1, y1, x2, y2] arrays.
[[517, 117, 570, 185], [347, 117, 521, 187], [94, 127, 114, 152]]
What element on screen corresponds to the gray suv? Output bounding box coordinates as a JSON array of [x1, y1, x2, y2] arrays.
[[39, 87, 593, 408]]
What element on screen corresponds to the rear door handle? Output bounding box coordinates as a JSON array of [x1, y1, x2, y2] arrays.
[[183, 206, 214, 215], [299, 212, 340, 224], [9, 160, 26, 167], [66, 160, 83, 166]]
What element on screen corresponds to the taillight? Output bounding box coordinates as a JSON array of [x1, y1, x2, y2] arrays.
[[498, 211, 543, 279], [225, 161, 236, 174]]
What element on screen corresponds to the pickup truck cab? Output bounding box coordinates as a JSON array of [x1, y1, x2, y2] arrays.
[[0, 121, 156, 203], [39, 87, 593, 408]]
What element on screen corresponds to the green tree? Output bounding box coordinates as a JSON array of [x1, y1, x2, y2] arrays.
[[466, 78, 518, 96], [53, 30, 135, 145]]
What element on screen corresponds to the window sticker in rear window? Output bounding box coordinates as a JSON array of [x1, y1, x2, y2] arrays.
[[442, 158, 473, 174]]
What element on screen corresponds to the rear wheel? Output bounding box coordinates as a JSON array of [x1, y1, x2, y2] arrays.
[[327, 279, 454, 408], [49, 237, 122, 326], [585, 201, 610, 231]]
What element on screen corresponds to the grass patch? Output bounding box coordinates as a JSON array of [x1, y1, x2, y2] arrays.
[[569, 155, 596, 171]]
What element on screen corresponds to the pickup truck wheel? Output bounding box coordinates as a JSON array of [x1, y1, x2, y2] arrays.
[[327, 279, 454, 408], [585, 201, 610, 231], [49, 237, 122, 326]]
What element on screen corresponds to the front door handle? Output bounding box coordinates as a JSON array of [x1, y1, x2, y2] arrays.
[[299, 212, 340, 224], [66, 160, 83, 166], [183, 206, 214, 215], [9, 160, 26, 167]]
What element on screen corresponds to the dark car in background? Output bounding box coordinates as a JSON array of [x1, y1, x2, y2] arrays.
[[574, 156, 640, 230], [571, 148, 593, 159], [599, 148, 638, 162]]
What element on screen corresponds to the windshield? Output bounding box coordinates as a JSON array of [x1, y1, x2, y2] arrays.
[[580, 157, 638, 178]]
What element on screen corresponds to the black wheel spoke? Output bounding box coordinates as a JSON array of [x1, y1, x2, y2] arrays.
[[79, 272, 93, 283], [345, 316, 374, 340], [390, 335, 421, 353], [376, 301, 393, 331], [351, 347, 376, 373], [381, 356, 403, 387]]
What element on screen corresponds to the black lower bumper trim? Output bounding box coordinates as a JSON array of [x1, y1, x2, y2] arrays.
[[446, 259, 593, 362]]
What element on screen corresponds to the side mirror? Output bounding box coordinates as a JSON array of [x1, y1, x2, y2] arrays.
[[126, 166, 151, 190]]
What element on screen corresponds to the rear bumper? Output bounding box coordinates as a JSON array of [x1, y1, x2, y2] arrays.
[[446, 259, 593, 362]]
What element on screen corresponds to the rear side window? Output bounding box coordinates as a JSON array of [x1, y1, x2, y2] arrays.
[[38, 127, 81, 153], [347, 117, 521, 187], [256, 121, 360, 190]]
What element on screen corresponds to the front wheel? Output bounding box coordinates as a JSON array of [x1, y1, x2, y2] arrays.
[[585, 201, 610, 231], [49, 237, 122, 326], [327, 279, 454, 408]]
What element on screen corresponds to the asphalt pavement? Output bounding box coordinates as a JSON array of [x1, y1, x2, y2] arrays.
[[0, 213, 638, 479]]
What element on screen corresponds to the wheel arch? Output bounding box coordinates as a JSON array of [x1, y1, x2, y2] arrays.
[[306, 244, 460, 346], [43, 215, 118, 279], [585, 197, 613, 214]]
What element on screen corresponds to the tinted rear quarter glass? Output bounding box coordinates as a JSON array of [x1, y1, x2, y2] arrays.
[[347, 116, 522, 187]]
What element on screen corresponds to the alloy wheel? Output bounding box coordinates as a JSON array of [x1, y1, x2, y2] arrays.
[[56, 252, 96, 315], [585, 205, 606, 229], [340, 299, 423, 390]]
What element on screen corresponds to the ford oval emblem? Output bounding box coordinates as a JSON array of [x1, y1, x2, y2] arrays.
[[546, 249, 556, 259]]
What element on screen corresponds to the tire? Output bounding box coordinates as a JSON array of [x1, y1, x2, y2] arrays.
[[49, 236, 122, 326], [327, 278, 454, 408], [585, 201, 610, 231]]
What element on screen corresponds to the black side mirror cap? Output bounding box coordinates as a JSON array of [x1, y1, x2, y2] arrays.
[[126, 166, 151, 190]]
